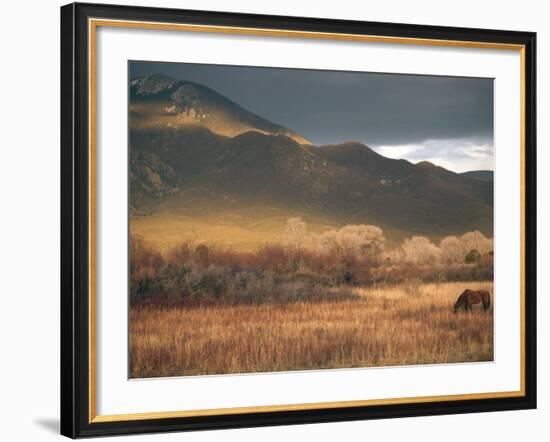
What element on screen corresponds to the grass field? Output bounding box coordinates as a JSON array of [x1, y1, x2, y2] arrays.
[[130, 209, 412, 253], [129, 281, 493, 378]]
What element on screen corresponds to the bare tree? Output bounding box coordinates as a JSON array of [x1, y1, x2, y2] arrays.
[[319, 224, 385, 262], [401, 236, 441, 264], [439, 235, 462, 264], [285, 217, 307, 253], [461, 231, 493, 256]]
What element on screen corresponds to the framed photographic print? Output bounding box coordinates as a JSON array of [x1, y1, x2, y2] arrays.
[[60, 2, 537, 438]]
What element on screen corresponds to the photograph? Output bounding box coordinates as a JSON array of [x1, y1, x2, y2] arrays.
[[128, 61, 495, 379], [56, 2, 537, 438]]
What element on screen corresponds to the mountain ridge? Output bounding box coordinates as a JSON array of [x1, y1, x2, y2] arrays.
[[130, 74, 310, 144], [460, 170, 494, 181], [129, 75, 493, 240]]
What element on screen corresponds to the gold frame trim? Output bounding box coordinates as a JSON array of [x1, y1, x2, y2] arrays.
[[88, 18, 527, 424]]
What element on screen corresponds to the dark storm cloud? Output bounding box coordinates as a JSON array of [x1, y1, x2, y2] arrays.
[[130, 61, 494, 172]]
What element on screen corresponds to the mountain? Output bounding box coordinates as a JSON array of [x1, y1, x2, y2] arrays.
[[308, 142, 492, 235], [130, 127, 361, 213], [460, 170, 494, 182], [129, 75, 493, 241], [130, 74, 310, 144]]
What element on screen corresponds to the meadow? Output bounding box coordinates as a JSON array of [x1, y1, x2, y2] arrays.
[[129, 209, 411, 253], [130, 281, 493, 378], [129, 219, 494, 378]]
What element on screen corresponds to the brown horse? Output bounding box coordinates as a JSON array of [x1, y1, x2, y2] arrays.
[[453, 289, 491, 313]]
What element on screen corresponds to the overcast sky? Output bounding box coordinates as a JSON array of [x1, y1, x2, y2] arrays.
[[130, 61, 494, 173]]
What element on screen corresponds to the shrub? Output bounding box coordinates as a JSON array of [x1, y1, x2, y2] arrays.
[[129, 227, 494, 307], [166, 241, 192, 266], [464, 249, 481, 264], [194, 244, 210, 267]]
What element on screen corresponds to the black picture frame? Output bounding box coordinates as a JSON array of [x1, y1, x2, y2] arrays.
[[61, 2, 537, 438]]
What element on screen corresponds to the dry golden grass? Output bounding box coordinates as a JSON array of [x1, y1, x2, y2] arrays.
[[130, 211, 411, 253], [130, 213, 282, 253], [129, 281, 493, 378], [130, 211, 340, 253]]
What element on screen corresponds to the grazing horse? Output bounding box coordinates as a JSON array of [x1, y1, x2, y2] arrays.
[[453, 289, 491, 313]]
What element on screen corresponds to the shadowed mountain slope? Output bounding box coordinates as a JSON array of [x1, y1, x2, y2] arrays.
[[129, 76, 493, 239], [460, 170, 494, 182]]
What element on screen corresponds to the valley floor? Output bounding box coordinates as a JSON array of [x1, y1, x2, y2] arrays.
[[129, 281, 493, 378], [129, 210, 414, 253]]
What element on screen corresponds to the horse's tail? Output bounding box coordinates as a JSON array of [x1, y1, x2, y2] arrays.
[[488, 291, 491, 307]]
